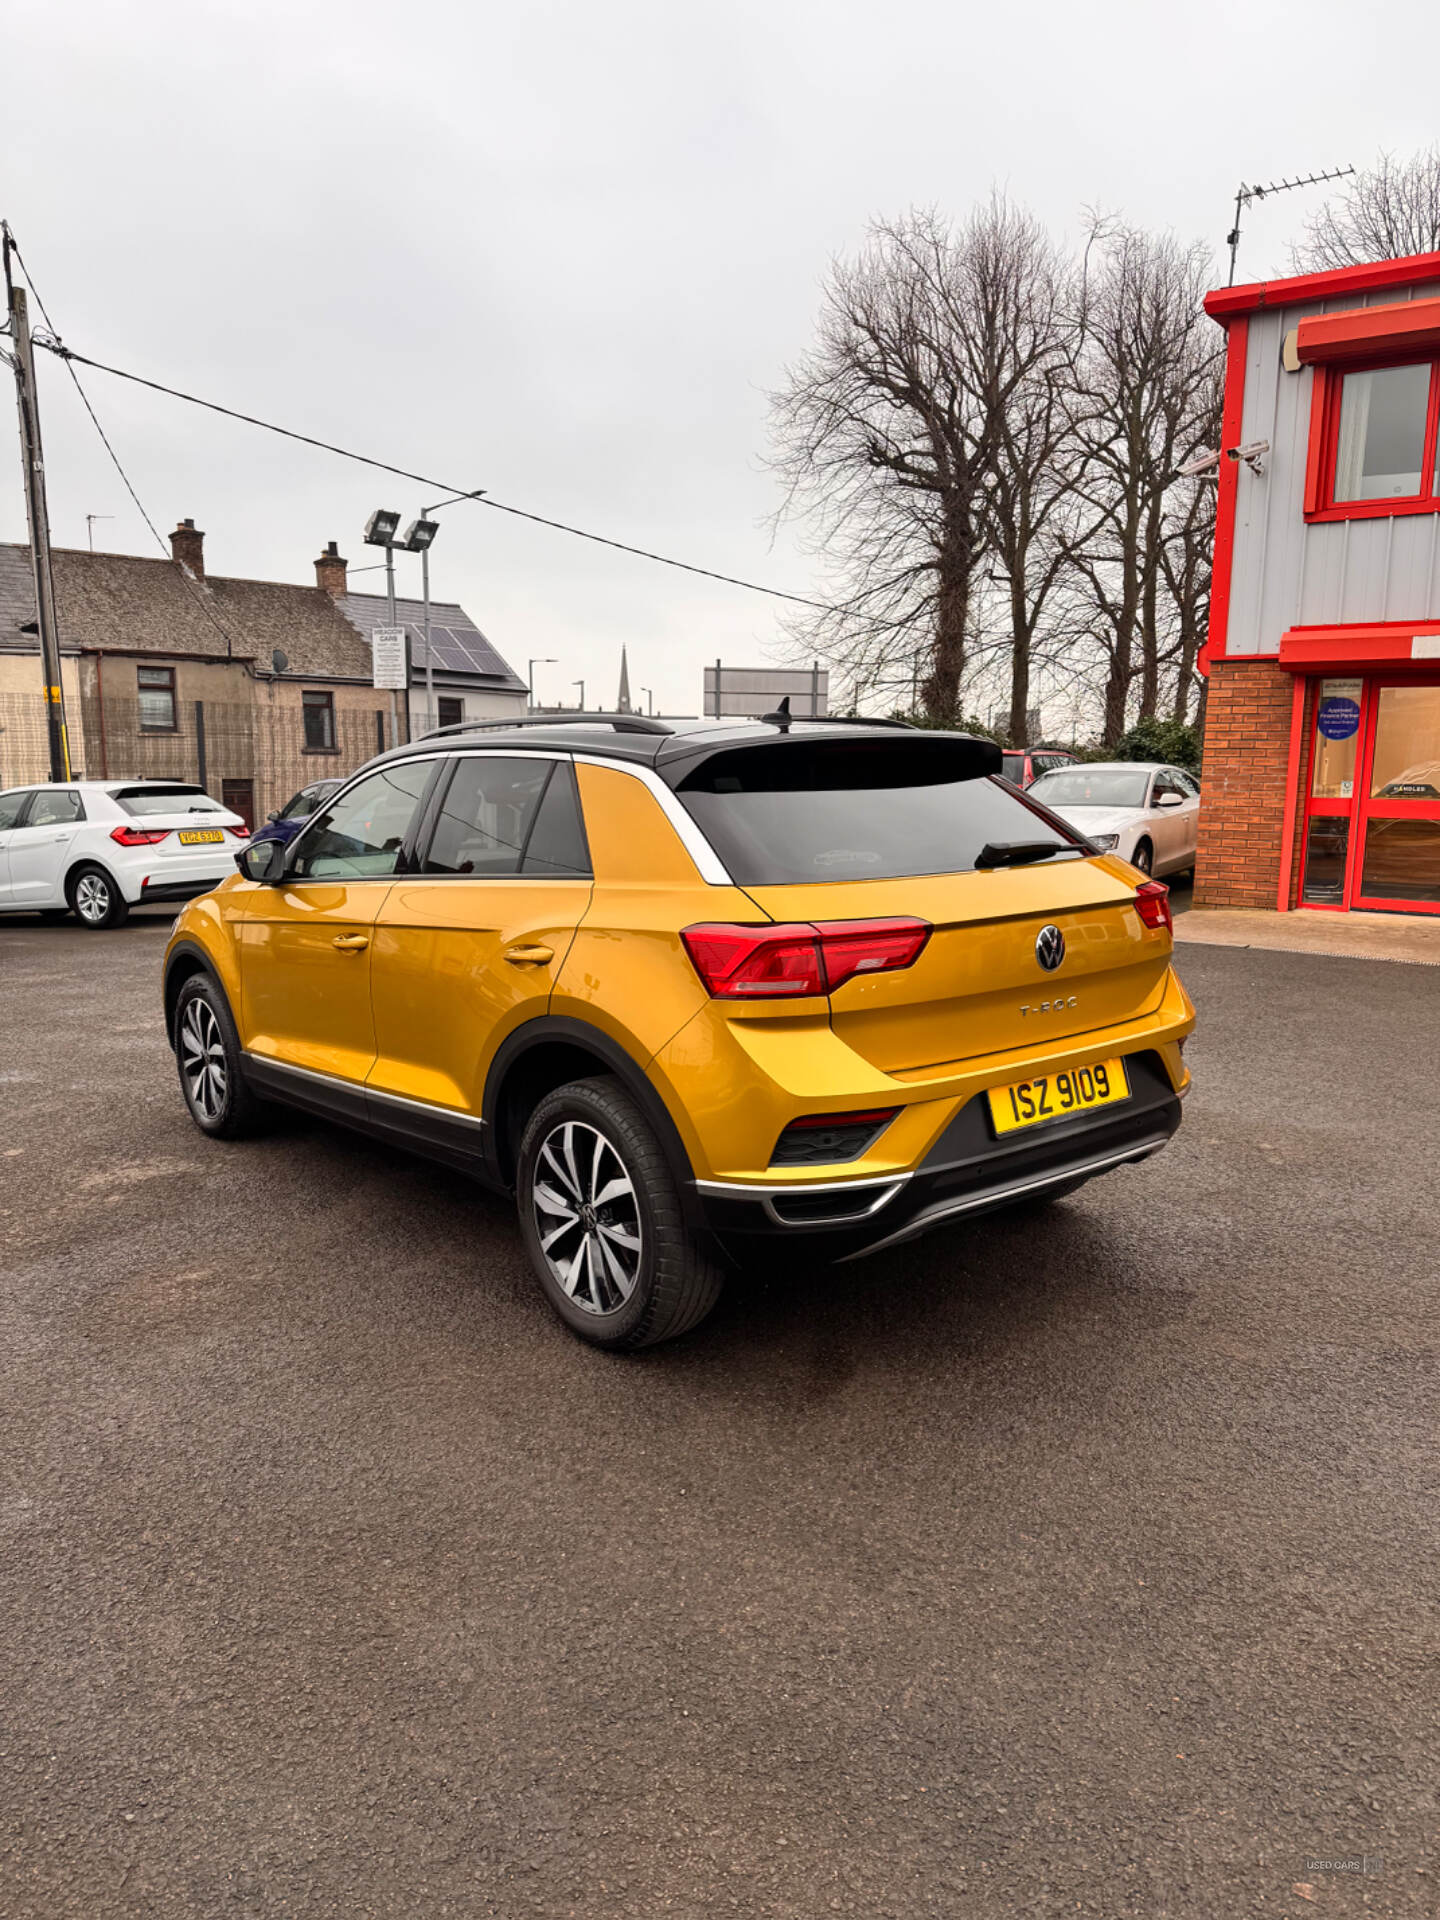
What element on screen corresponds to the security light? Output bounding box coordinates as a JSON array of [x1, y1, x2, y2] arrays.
[[364, 508, 401, 547], [401, 518, 440, 553]]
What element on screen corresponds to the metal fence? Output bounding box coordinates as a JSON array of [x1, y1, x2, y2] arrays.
[[0, 691, 389, 822]]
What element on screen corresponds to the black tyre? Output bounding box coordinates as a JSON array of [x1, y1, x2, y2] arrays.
[[173, 972, 270, 1139], [1130, 839, 1154, 876], [516, 1076, 723, 1350], [68, 864, 129, 929]]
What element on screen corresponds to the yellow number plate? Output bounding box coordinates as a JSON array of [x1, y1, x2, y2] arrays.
[[178, 828, 225, 844], [989, 1057, 1130, 1135]]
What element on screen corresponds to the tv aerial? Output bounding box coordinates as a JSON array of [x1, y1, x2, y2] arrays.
[[1226, 164, 1354, 285]]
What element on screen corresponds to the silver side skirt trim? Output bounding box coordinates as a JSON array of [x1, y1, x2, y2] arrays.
[[241, 1052, 486, 1129], [838, 1141, 1163, 1262]]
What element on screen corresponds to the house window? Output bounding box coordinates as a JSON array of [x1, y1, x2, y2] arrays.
[[302, 689, 336, 751], [137, 665, 177, 732], [437, 696, 464, 730], [1309, 357, 1440, 520]]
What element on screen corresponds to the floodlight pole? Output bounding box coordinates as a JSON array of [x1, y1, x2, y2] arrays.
[[384, 541, 402, 748]]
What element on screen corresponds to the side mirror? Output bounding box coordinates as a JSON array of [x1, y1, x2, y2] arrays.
[[265, 810, 281, 823], [1156, 792, 1185, 808], [237, 838, 287, 882]]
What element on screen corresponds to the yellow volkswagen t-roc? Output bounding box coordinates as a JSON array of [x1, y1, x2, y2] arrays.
[[163, 715, 1194, 1348]]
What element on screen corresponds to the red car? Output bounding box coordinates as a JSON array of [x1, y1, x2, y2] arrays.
[[1001, 748, 1077, 788]]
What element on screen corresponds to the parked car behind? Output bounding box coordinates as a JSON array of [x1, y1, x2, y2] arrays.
[[162, 715, 1195, 1350], [1027, 761, 1200, 878], [1001, 748, 1077, 788], [0, 781, 248, 928], [249, 778, 345, 849]]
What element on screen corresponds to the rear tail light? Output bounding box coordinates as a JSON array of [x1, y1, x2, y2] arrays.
[[110, 825, 170, 847], [681, 918, 931, 999], [227, 826, 250, 839], [1133, 880, 1172, 932], [771, 1107, 900, 1167]]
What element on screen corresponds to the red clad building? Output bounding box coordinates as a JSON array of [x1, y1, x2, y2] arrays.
[[1198, 251, 1440, 916]]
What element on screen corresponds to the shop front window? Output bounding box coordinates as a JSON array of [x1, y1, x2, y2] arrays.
[[1367, 684, 1440, 799], [1302, 816, 1350, 904]]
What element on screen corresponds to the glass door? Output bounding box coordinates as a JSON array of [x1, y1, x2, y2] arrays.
[[1353, 681, 1440, 913], [1299, 677, 1365, 908]]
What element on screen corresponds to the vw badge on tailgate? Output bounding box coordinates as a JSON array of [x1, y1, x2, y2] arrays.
[[1035, 925, 1065, 972]]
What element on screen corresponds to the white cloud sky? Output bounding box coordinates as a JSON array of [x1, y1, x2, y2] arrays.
[[3, 0, 1437, 716]]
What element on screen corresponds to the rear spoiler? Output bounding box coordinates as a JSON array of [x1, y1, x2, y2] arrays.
[[657, 728, 1003, 790]]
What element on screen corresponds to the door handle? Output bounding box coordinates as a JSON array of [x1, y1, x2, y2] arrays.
[[504, 943, 555, 967], [332, 934, 369, 952]]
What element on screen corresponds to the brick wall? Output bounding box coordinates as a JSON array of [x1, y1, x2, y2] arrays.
[[1194, 658, 1298, 909]]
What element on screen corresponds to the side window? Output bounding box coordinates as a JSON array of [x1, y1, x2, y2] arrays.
[[1175, 770, 1201, 798], [290, 761, 435, 879], [1152, 771, 1184, 803], [422, 756, 553, 877], [0, 790, 36, 831], [28, 790, 85, 827], [522, 762, 591, 878]]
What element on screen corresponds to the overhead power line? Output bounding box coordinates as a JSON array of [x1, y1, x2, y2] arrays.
[[27, 337, 901, 628], [5, 226, 247, 661]]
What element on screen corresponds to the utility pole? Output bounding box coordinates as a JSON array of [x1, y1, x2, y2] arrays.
[[3, 240, 72, 781]]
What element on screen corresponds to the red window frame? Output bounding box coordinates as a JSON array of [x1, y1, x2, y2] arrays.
[[1303, 353, 1440, 523]]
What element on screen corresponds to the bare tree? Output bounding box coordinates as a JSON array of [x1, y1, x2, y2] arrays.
[[769, 201, 1070, 723], [1294, 148, 1440, 270], [1065, 223, 1222, 742]]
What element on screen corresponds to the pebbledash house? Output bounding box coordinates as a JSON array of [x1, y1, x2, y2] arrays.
[[1197, 249, 1440, 918]]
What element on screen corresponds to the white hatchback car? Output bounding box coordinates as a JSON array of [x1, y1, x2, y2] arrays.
[[1026, 761, 1200, 879], [0, 780, 249, 928]]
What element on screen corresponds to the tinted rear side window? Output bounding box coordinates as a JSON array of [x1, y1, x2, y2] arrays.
[[676, 739, 1076, 885]]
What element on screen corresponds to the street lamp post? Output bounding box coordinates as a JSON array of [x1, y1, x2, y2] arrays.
[[641, 686, 654, 716], [528, 657, 557, 711], [411, 492, 483, 734], [573, 679, 586, 710]]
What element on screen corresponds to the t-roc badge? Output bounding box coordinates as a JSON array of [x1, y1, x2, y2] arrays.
[[1035, 925, 1065, 971]]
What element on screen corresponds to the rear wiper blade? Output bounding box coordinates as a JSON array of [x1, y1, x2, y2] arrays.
[[974, 840, 1077, 869]]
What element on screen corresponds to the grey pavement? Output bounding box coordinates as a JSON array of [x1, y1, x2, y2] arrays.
[[0, 912, 1436, 1917]]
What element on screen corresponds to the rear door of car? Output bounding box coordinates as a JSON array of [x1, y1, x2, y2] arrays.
[[367, 753, 593, 1126], [6, 788, 86, 904]]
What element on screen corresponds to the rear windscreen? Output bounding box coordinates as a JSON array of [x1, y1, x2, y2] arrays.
[[676, 738, 1078, 884], [112, 785, 224, 818]]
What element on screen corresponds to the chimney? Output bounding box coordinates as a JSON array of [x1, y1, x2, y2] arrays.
[[314, 540, 348, 596], [169, 518, 205, 579]]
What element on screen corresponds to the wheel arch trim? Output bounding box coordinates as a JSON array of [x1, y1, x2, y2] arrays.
[[482, 1015, 699, 1209]]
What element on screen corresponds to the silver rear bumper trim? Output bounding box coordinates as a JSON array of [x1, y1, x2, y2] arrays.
[[838, 1140, 1165, 1262]]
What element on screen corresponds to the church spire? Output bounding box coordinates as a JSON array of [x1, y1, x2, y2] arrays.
[[616, 646, 633, 714]]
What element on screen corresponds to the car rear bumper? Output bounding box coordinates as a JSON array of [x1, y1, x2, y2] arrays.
[[694, 1049, 1182, 1262]]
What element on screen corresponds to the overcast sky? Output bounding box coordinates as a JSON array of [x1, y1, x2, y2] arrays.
[[4, 0, 1438, 717]]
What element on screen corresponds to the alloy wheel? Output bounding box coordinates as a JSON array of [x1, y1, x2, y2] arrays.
[[179, 998, 228, 1123], [531, 1120, 643, 1316], [75, 873, 111, 923], [1132, 843, 1153, 875]]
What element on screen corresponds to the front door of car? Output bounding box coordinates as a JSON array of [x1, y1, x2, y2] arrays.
[[368, 754, 593, 1119], [7, 788, 86, 905], [233, 759, 439, 1084], [1149, 770, 1192, 873], [0, 789, 36, 905]]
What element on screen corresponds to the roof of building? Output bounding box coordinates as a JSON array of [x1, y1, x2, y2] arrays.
[[337, 590, 527, 692], [1205, 248, 1440, 321], [0, 543, 376, 679]]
